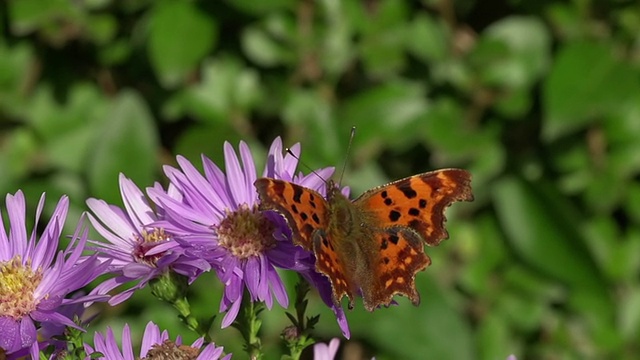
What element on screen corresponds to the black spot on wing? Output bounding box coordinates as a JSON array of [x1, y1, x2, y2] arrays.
[[312, 213, 321, 224], [419, 199, 427, 208], [293, 186, 303, 203], [408, 208, 420, 216], [388, 234, 399, 245], [396, 181, 417, 199], [389, 210, 401, 222]]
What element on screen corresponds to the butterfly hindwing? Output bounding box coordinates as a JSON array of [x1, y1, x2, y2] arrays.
[[255, 178, 329, 250], [313, 230, 356, 309], [354, 168, 473, 246], [363, 227, 430, 311]]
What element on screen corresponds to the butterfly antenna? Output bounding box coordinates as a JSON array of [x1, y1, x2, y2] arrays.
[[285, 147, 329, 184], [337, 126, 356, 187]]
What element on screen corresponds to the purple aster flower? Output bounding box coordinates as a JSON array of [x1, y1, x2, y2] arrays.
[[313, 338, 377, 360], [313, 338, 340, 360], [146, 138, 348, 334], [87, 174, 210, 305], [85, 321, 230, 359], [0, 191, 109, 359]]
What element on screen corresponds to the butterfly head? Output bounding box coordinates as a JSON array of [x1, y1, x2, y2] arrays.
[[324, 179, 351, 202]]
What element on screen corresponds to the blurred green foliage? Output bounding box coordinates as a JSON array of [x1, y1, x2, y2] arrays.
[[2, 0, 640, 359]]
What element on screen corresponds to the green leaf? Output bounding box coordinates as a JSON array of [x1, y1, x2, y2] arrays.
[[472, 16, 550, 89], [339, 80, 428, 150], [0, 43, 33, 117], [406, 14, 449, 62], [355, 0, 409, 76], [543, 41, 640, 140], [281, 88, 342, 166], [165, 57, 263, 124], [625, 183, 640, 224], [86, 91, 159, 204], [491, 175, 606, 292], [619, 283, 640, 341], [583, 217, 640, 282], [492, 176, 616, 337], [318, 0, 354, 78], [458, 214, 507, 295], [241, 14, 296, 67], [98, 38, 132, 65], [148, 0, 217, 88], [0, 129, 38, 192], [422, 97, 502, 164], [85, 14, 117, 44], [477, 312, 518, 360], [227, 0, 295, 15], [8, 0, 70, 35]]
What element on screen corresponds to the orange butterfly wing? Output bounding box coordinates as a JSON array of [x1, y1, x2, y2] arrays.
[[254, 178, 328, 249], [361, 227, 431, 311], [255, 178, 354, 304], [312, 230, 357, 309], [354, 168, 473, 246], [353, 169, 472, 310]]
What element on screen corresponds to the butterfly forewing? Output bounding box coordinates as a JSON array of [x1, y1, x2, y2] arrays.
[[354, 169, 473, 246], [254, 178, 329, 250]]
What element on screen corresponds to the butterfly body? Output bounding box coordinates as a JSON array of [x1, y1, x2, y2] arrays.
[[255, 169, 472, 311]]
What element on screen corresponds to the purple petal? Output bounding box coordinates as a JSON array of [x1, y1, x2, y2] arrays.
[[244, 257, 260, 300], [119, 174, 156, 228], [121, 324, 134, 359], [239, 141, 258, 202], [19, 317, 37, 349], [6, 191, 27, 256], [0, 317, 20, 352], [221, 296, 243, 328], [267, 266, 288, 308], [223, 141, 249, 206]]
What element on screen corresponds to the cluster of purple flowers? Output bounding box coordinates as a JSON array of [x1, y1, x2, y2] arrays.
[[0, 137, 516, 360], [0, 138, 350, 359]]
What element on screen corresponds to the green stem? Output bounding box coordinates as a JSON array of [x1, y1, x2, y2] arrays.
[[283, 276, 318, 360], [149, 271, 212, 342], [233, 292, 264, 359], [172, 296, 212, 342]]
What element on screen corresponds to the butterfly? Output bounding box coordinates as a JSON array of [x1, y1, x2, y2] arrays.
[[254, 169, 473, 311]]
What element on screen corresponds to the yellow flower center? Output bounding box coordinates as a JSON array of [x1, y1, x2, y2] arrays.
[[0, 256, 42, 320], [133, 228, 172, 267], [216, 204, 277, 259]]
